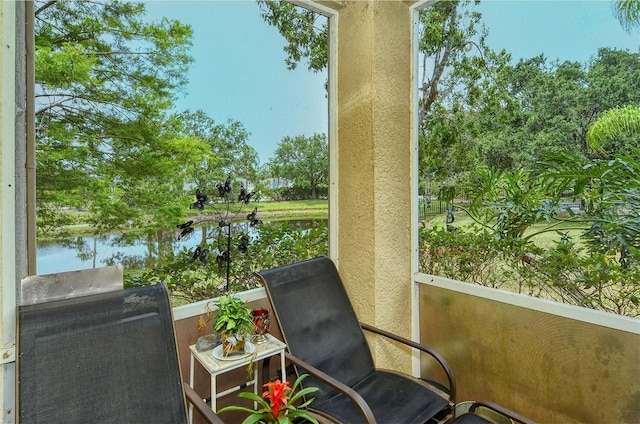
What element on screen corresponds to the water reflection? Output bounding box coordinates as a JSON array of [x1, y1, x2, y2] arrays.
[[37, 220, 319, 275]]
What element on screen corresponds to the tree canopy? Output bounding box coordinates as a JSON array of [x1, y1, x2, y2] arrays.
[[162, 111, 259, 199], [268, 134, 328, 199], [420, 47, 640, 185], [34, 0, 260, 238], [35, 0, 199, 235], [586, 105, 640, 156]]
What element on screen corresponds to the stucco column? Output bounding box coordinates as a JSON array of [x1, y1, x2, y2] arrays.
[[335, 0, 414, 371]]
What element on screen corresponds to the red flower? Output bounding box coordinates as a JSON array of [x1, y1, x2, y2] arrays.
[[262, 379, 291, 418], [218, 373, 319, 424]]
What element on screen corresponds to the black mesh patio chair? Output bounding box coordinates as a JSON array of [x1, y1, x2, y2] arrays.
[[255, 256, 456, 424], [17, 283, 223, 424], [452, 401, 538, 424]]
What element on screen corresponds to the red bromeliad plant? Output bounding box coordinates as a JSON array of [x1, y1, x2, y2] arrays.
[[218, 374, 319, 424]]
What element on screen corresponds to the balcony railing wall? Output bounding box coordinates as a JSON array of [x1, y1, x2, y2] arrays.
[[417, 273, 640, 423], [170, 276, 639, 423]]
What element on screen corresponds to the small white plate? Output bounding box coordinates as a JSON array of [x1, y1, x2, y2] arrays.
[[212, 341, 256, 361]]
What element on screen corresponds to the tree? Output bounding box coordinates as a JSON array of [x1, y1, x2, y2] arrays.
[[476, 56, 589, 171], [256, 0, 510, 186], [268, 134, 328, 199], [162, 110, 259, 196], [256, 0, 328, 73], [419, 11, 640, 181], [433, 141, 640, 315], [540, 148, 640, 269], [417, 1, 514, 183], [35, 0, 195, 236], [450, 49, 640, 175], [418, 1, 505, 120]]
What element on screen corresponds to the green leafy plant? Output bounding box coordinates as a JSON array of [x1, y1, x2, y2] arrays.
[[126, 221, 329, 304], [419, 219, 640, 317], [210, 295, 255, 354], [218, 373, 319, 424]]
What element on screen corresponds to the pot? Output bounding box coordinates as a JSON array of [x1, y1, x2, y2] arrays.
[[222, 334, 246, 356]]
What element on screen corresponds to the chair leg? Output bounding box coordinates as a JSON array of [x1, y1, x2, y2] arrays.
[[184, 383, 225, 424], [468, 401, 538, 424]]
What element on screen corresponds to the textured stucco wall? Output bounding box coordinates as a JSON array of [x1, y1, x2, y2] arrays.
[[334, 0, 414, 372]]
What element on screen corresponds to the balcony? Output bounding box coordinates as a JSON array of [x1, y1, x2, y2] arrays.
[[173, 274, 640, 424], [2, 1, 640, 423]]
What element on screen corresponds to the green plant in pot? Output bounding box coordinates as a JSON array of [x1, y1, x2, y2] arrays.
[[211, 295, 255, 356]]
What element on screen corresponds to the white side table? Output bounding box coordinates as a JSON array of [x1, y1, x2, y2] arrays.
[[188, 333, 287, 422]]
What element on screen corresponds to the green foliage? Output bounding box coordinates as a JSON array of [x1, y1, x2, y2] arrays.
[[613, 0, 640, 32], [163, 111, 259, 192], [250, 221, 328, 270], [419, 224, 640, 317], [521, 236, 640, 314], [422, 45, 640, 182], [541, 148, 640, 267], [443, 143, 640, 270], [35, 44, 95, 88], [586, 105, 640, 157], [424, 144, 640, 317], [418, 1, 513, 180], [256, 1, 328, 73], [127, 221, 328, 304], [446, 167, 570, 240], [419, 224, 515, 289], [274, 185, 328, 201], [211, 295, 255, 338], [35, 0, 198, 236], [267, 134, 328, 199]]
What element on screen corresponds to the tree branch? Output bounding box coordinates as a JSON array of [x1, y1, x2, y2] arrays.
[[420, 6, 457, 122], [35, 0, 59, 16]]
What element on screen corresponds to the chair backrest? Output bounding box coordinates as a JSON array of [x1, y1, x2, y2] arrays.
[[256, 256, 375, 401], [20, 265, 123, 306], [17, 283, 188, 424]]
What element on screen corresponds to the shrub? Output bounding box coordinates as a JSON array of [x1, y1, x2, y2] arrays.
[[419, 225, 640, 317], [126, 221, 328, 304]]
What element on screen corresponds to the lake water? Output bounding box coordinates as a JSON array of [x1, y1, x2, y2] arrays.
[[38, 230, 203, 275], [36, 221, 314, 276]]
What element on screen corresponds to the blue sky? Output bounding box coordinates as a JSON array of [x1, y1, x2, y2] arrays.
[[141, 1, 639, 164], [142, 1, 329, 165], [476, 1, 639, 64]]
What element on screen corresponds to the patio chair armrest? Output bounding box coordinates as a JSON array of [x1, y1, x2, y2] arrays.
[[469, 401, 538, 424], [360, 322, 456, 404], [285, 352, 377, 424], [184, 382, 226, 424]]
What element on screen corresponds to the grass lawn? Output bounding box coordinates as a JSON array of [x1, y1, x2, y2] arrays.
[[427, 210, 589, 249], [253, 199, 328, 220], [256, 199, 327, 212]]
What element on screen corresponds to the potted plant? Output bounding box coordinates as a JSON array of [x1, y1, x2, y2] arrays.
[[211, 295, 255, 356], [218, 374, 319, 424]]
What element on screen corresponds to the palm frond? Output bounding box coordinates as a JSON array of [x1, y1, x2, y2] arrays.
[[613, 0, 640, 32], [586, 105, 640, 154]]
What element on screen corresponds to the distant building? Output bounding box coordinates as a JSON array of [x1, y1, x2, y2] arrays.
[[262, 177, 293, 190]]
